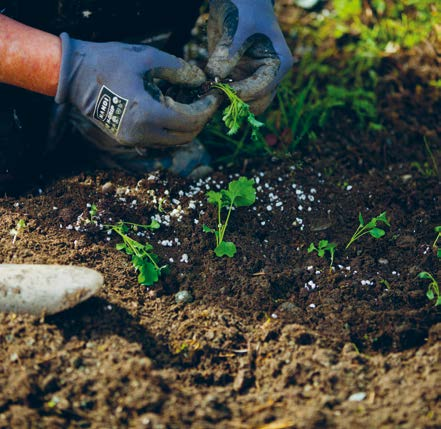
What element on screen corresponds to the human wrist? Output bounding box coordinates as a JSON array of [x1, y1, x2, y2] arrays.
[[0, 15, 61, 96]]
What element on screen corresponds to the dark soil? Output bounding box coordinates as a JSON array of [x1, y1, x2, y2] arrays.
[[1, 7, 441, 429], [1, 119, 440, 427]]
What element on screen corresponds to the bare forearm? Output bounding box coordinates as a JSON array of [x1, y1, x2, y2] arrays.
[[0, 15, 61, 96]]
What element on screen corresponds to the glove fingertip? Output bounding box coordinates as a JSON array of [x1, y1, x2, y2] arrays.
[[205, 45, 236, 79]]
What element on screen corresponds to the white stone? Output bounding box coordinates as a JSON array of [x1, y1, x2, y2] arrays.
[[0, 264, 103, 315], [348, 392, 367, 402]]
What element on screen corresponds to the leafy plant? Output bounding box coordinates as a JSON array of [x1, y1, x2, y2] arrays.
[[203, 177, 256, 257], [433, 226, 441, 259], [105, 220, 165, 286], [212, 82, 264, 141], [10, 219, 27, 244], [308, 240, 337, 270], [418, 272, 441, 306], [345, 211, 390, 249], [410, 137, 440, 179], [263, 76, 317, 151]]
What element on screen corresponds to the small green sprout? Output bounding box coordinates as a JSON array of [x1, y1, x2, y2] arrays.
[[433, 226, 441, 259], [308, 240, 337, 270], [418, 272, 441, 306], [379, 278, 391, 290], [85, 204, 98, 225], [105, 220, 165, 286], [10, 219, 27, 244], [203, 177, 256, 258], [345, 211, 390, 250], [212, 82, 264, 140]]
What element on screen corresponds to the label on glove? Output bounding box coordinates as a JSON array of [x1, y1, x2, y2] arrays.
[[93, 86, 128, 135]]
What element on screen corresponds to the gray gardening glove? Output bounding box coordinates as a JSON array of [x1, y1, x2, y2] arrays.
[[206, 0, 293, 114], [56, 33, 219, 148]]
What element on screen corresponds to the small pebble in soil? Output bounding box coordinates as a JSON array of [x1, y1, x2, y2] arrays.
[[348, 392, 367, 402], [101, 181, 115, 194], [378, 258, 389, 265], [175, 290, 194, 304]]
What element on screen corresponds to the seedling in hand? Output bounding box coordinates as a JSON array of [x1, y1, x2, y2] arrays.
[[10, 219, 27, 244], [105, 220, 165, 286], [308, 240, 337, 270], [212, 82, 264, 141], [433, 226, 441, 258], [418, 271, 441, 306], [203, 177, 256, 257], [345, 212, 390, 249]]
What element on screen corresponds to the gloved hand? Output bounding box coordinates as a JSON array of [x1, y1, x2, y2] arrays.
[[206, 0, 293, 114], [55, 33, 219, 148]]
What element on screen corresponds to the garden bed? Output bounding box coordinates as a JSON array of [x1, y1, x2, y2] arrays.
[[0, 118, 440, 427], [1, 1, 441, 427]]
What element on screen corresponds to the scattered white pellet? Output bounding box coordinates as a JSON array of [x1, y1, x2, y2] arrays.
[[348, 392, 366, 402]]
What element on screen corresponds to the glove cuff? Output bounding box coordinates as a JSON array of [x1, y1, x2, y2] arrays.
[[55, 32, 74, 104]]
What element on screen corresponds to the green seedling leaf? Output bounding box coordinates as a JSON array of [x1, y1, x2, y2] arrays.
[[377, 211, 391, 226], [418, 271, 441, 306], [437, 249, 441, 258], [204, 177, 256, 258], [215, 241, 237, 258], [116, 243, 126, 251], [308, 240, 337, 270], [138, 262, 160, 286], [435, 226, 441, 232], [212, 82, 264, 140], [369, 228, 385, 238], [207, 191, 223, 206], [10, 219, 27, 244], [203, 225, 215, 234], [226, 177, 256, 207], [418, 272, 432, 280], [105, 219, 165, 286], [148, 220, 161, 230], [346, 211, 390, 249]]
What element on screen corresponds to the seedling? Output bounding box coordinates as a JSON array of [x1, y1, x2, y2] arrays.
[[379, 278, 391, 290], [88, 204, 98, 223], [433, 226, 441, 259], [10, 219, 27, 244], [82, 203, 99, 225], [212, 82, 264, 140], [418, 272, 441, 306], [345, 212, 390, 250], [105, 220, 165, 286], [308, 240, 337, 270], [203, 177, 256, 257]]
